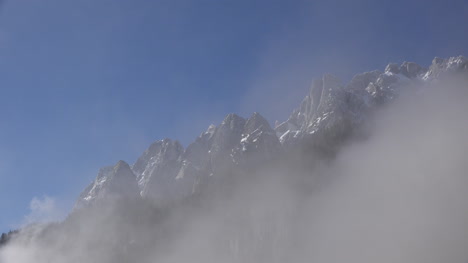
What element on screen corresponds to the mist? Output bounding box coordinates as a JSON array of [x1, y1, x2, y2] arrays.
[[0, 71, 467, 263], [296, 76, 468, 262]]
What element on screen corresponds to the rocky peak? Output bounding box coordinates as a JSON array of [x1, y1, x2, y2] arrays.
[[274, 74, 347, 144], [433, 57, 445, 65], [347, 70, 382, 91], [114, 160, 132, 175], [181, 124, 217, 178], [234, 113, 282, 165], [244, 112, 272, 134], [221, 113, 246, 131], [107, 160, 140, 196], [399, 61, 424, 78], [201, 124, 217, 141], [133, 139, 183, 175], [133, 139, 183, 198], [75, 160, 139, 210], [423, 55, 468, 80], [210, 114, 246, 155], [314, 75, 344, 116], [385, 63, 400, 74]]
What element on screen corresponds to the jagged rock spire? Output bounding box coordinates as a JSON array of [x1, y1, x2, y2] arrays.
[[75, 160, 139, 210]]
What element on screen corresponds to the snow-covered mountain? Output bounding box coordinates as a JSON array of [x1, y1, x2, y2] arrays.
[[76, 56, 468, 209]]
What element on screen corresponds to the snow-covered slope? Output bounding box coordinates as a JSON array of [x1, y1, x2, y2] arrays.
[[76, 55, 468, 208]]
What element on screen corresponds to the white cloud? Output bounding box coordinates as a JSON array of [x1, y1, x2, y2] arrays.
[[23, 196, 63, 225]]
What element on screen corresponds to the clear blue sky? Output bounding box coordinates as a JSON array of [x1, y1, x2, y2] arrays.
[[0, 0, 467, 232]]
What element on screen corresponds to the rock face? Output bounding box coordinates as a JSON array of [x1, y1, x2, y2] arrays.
[[275, 74, 372, 153], [133, 139, 184, 204], [275, 56, 468, 153], [75, 160, 140, 209], [233, 112, 283, 167], [422, 56, 468, 80], [76, 55, 468, 209]]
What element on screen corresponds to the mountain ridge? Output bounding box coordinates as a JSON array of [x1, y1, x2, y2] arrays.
[[76, 55, 468, 209]]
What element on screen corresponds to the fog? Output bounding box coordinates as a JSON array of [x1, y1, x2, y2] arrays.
[[1, 76, 468, 263]]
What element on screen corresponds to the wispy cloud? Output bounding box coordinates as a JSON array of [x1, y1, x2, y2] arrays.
[[22, 196, 64, 225]]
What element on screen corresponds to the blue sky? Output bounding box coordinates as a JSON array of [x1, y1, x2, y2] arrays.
[[0, 0, 467, 232]]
